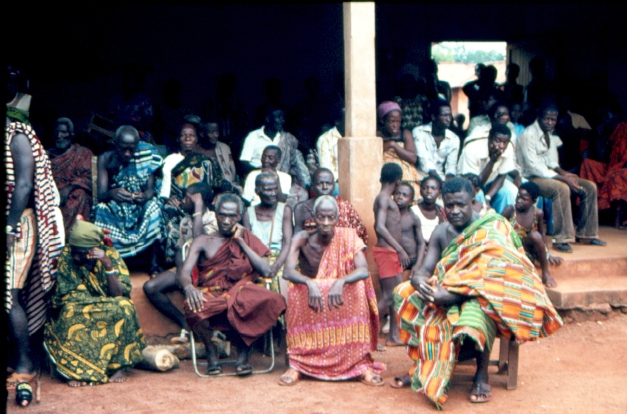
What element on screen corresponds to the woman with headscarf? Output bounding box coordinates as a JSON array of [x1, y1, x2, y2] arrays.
[[43, 219, 146, 387], [376, 101, 423, 201]]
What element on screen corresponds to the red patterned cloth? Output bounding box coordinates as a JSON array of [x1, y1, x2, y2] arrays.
[[304, 196, 369, 245], [580, 122, 627, 210], [183, 229, 286, 346], [49, 143, 93, 230], [286, 227, 385, 380]]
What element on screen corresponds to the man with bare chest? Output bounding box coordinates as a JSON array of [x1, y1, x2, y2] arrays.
[[178, 193, 286, 376], [393, 177, 562, 408]]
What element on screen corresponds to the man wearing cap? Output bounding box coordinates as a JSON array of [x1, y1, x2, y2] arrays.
[[43, 220, 146, 387]]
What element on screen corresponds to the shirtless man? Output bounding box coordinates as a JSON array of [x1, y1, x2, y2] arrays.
[[179, 193, 286, 375], [394, 177, 562, 406], [373, 163, 407, 349], [393, 182, 426, 279]]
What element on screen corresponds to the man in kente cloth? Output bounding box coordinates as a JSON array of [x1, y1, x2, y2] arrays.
[[393, 177, 562, 408], [179, 193, 286, 376], [43, 219, 146, 387]]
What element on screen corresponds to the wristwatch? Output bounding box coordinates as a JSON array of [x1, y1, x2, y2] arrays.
[[485, 195, 492, 203]]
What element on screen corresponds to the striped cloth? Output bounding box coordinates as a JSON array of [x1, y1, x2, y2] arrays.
[[94, 141, 164, 258], [394, 212, 563, 409], [5, 121, 64, 334]]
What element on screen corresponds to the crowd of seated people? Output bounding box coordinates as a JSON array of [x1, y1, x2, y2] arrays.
[[6, 56, 625, 409]]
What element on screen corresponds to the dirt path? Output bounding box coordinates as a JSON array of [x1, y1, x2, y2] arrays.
[[7, 314, 627, 413]]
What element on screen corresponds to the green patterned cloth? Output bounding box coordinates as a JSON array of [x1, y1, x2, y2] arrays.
[[44, 244, 146, 384]]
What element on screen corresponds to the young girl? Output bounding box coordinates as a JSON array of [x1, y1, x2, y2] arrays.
[[501, 182, 562, 287], [410, 174, 446, 245]]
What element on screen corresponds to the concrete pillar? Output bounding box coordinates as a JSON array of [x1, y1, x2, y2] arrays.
[[339, 2, 382, 287]]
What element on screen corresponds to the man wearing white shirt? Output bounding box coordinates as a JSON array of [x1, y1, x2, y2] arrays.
[[458, 123, 521, 214], [239, 105, 311, 188], [316, 103, 344, 189], [242, 145, 291, 206], [412, 100, 460, 180], [516, 102, 605, 253]]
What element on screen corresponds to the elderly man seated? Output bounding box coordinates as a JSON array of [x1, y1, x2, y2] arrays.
[[94, 125, 164, 273], [393, 177, 562, 408], [179, 193, 286, 376], [279, 195, 385, 386], [44, 220, 146, 387]]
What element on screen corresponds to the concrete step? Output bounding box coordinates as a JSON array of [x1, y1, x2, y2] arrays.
[[545, 274, 627, 310], [545, 226, 627, 280]]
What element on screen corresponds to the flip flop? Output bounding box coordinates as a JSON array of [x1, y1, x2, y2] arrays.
[[376, 343, 386, 352], [278, 368, 300, 386], [206, 364, 222, 376], [469, 382, 492, 403], [389, 374, 411, 389], [235, 364, 253, 377], [360, 370, 384, 387]]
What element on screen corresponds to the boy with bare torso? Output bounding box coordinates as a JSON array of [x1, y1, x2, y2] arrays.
[[393, 182, 426, 279], [373, 163, 407, 349]]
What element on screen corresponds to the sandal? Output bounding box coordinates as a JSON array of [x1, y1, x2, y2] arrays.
[[360, 370, 384, 387], [390, 373, 411, 389], [278, 368, 301, 386], [469, 382, 492, 403], [235, 364, 253, 377], [206, 364, 222, 376]]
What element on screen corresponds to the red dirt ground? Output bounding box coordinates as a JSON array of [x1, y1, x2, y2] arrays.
[[6, 313, 627, 413]]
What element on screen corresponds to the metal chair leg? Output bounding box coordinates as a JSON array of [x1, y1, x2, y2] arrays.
[[190, 329, 274, 378]]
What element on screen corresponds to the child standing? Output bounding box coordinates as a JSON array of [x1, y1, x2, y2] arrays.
[[373, 163, 407, 349], [393, 181, 426, 279], [411, 174, 446, 245]]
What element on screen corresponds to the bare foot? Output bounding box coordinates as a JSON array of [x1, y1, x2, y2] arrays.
[[67, 380, 88, 388], [109, 370, 127, 383], [542, 271, 558, 288]]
